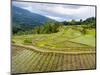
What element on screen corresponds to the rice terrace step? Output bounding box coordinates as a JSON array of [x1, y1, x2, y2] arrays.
[[12, 45, 96, 73], [12, 44, 95, 54]]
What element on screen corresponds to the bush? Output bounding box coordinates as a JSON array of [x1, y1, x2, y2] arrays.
[[23, 39, 32, 44], [12, 40, 15, 43]]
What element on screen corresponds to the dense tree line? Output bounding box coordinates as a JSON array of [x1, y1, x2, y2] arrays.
[[62, 19, 82, 25], [13, 17, 96, 35], [32, 22, 63, 34], [12, 23, 35, 34], [62, 17, 96, 27]]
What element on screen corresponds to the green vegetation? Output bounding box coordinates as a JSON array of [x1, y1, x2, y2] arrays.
[[12, 25, 95, 53], [13, 17, 96, 35], [23, 39, 32, 45], [12, 17, 96, 73]]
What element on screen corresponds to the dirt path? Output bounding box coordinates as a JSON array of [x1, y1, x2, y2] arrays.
[[12, 44, 95, 54]]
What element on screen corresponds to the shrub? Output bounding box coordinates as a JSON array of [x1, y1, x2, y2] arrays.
[[12, 40, 15, 43], [23, 39, 32, 44]]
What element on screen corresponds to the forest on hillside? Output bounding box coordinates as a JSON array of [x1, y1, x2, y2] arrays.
[[13, 17, 96, 35]]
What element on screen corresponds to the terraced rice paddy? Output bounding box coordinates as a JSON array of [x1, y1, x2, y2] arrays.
[[12, 26, 96, 74], [12, 45, 96, 74]]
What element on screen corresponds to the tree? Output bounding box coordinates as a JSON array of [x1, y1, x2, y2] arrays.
[[83, 17, 96, 28], [70, 19, 76, 25], [80, 19, 83, 23]]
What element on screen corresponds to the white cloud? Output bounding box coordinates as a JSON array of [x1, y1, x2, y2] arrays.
[[12, 1, 95, 21], [45, 15, 65, 21]]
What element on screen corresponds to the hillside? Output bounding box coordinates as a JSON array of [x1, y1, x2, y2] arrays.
[[12, 6, 55, 34]]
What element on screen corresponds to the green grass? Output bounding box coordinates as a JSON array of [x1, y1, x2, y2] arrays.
[[70, 35, 95, 47], [12, 25, 96, 52], [23, 39, 32, 45]]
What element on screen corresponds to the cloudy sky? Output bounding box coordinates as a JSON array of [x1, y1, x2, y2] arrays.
[[12, 1, 95, 21]]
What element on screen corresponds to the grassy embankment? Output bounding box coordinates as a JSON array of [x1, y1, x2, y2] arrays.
[[12, 25, 96, 53]]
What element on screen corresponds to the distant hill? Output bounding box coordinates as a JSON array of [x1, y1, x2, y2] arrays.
[[12, 6, 55, 34]]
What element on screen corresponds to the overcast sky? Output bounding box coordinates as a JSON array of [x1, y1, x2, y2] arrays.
[[12, 1, 95, 21]]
